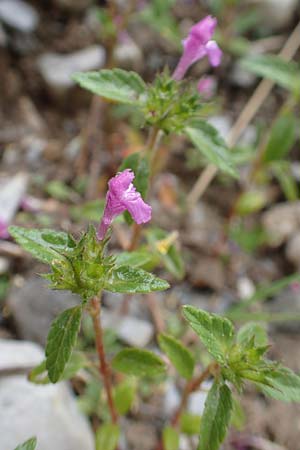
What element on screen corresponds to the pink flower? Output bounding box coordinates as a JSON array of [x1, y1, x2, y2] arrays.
[[172, 16, 222, 81], [197, 76, 215, 99], [97, 169, 152, 240]]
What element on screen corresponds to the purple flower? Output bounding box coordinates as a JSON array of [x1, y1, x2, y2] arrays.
[[0, 220, 9, 240], [197, 75, 216, 99], [97, 169, 152, 240], [172, 15, 222, 81]]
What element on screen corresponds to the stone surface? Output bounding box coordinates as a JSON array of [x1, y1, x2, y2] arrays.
[[188, 255, 225, 291], [262, 202, 300, 246], [188, 381, 212, 416], [268, 286, 300, 333], [163, 381, 180, 418], [286, 232, 300, 269], [0, 172, 28, 227], [0, 256, 9, 274], [0, 339, 44, 371], [7, 276, 80, 345], [37, 45, 105, 93], [0, 0, 39, 32], [0, 374, 94, 450], [114, 35, 143, 71], [247, 0, 299, 30], [102, 309, 154, 347]]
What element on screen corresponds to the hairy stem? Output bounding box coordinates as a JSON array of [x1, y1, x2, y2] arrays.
[[90, 295, 118, 424]]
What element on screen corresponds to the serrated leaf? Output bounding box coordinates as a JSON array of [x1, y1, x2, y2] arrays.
[[112, 348, 166, 377], [180, 413, 201, 435], [163, 426, 180, 450], [46, 305, 82, 383], [237, 322, 268, 347], [241, 55, 300, 93], [263, 112, 297, 163], [183, 306, 234, 365], [73, 69, 147, 105], [96, 423, 120, 450], [113, 379, 136, 415], [158, 333, 195, 379], [9, 226, 71, 264], [184, 120, 237, 177], [104, 265, 169, 293], [260, 367, 300, 402], [14, 437, 37, 450], [29, 351, 88, 384], [198, 381, 232, 450]]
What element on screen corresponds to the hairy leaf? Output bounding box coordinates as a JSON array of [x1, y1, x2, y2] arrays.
[[184, 120, 237, 177], [46, 306, 82, 383], [73, 69, 147, 105], [183, 305, 234, 364], [260, 367, 300, 402], [96, 423, 120, 450], [198, 381, 232, 450], [163, 426, 180, 450], [112, 348, 166, 377], [14, 438, 37, 450], [158, 333, 195, 379], [104, 265, 169, 293]]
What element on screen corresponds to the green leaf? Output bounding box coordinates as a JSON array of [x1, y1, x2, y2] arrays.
[[29, 351, 88, 384], [237, 322, 268, 347], [263, 112, 297, 163], [183, 305, 235, 365], [158, 333, 195, 379], [180, 413, 201, 435], [184, 120, 237, 177], [46, 306, 82, 383], [240, 55, 300, 93], [14, 438, 37, 450], [9, 226, 71, 264], [73, 69, 147, 105], [96, 423, 120, 450], [271, 161, 299, 201], [104, 266, 169, 293], [115, 250, 155, 269], [260, 367, 300, 402], [235, 190, 268, 216], [113, 379, 136, 415], [112, 348, 166, 377], [198, 381, 233, 450], [163, 427, 180, 450]]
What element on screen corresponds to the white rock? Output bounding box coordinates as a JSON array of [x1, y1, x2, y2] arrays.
[[237, 277, 255, 299], [102, 310, 154, 347], [262, 202, 300, 246], [0, 375, 94, 450], [0, 0, 39, 32], [37, 45, 106, 92], [0, 173, 28, 224], [163, 381, 180, 417], [0, 256, 9, 274], [0, 339, 43, 371], [114, 36, 143, 71], [208, 116, 232, 140], [188, 380, 212, 415]]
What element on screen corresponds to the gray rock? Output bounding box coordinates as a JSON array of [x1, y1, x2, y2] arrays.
[[262, 202, 300, 246], [7, 277, 81, 346], [247, 0, 298, 30], [268, 286, 300, 333], [0, 339, 43, 372], [114, 36, 143, 71], [0, 0, 39, 33], [0, 374, 94, 450], [102, 309, 154, 347], [0, 256, 9, 274], [230, 62, 257, 88], [163, 381, 180, 418], [37, 45, 106, 94], [0, 172, 28, 228], [286, 232, 300, 269]]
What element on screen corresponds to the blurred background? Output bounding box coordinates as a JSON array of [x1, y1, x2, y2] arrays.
[[0, 1, 300, 449]]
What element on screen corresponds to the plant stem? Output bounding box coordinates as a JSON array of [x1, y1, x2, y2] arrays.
[[90, 295, 118, 424], [186, 20, 300, 209]]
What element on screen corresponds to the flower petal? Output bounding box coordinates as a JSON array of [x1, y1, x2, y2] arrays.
[[205, 40, 222, 67]]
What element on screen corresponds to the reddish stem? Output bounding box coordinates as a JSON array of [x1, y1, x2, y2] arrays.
[[90, 296, 118, 424]]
